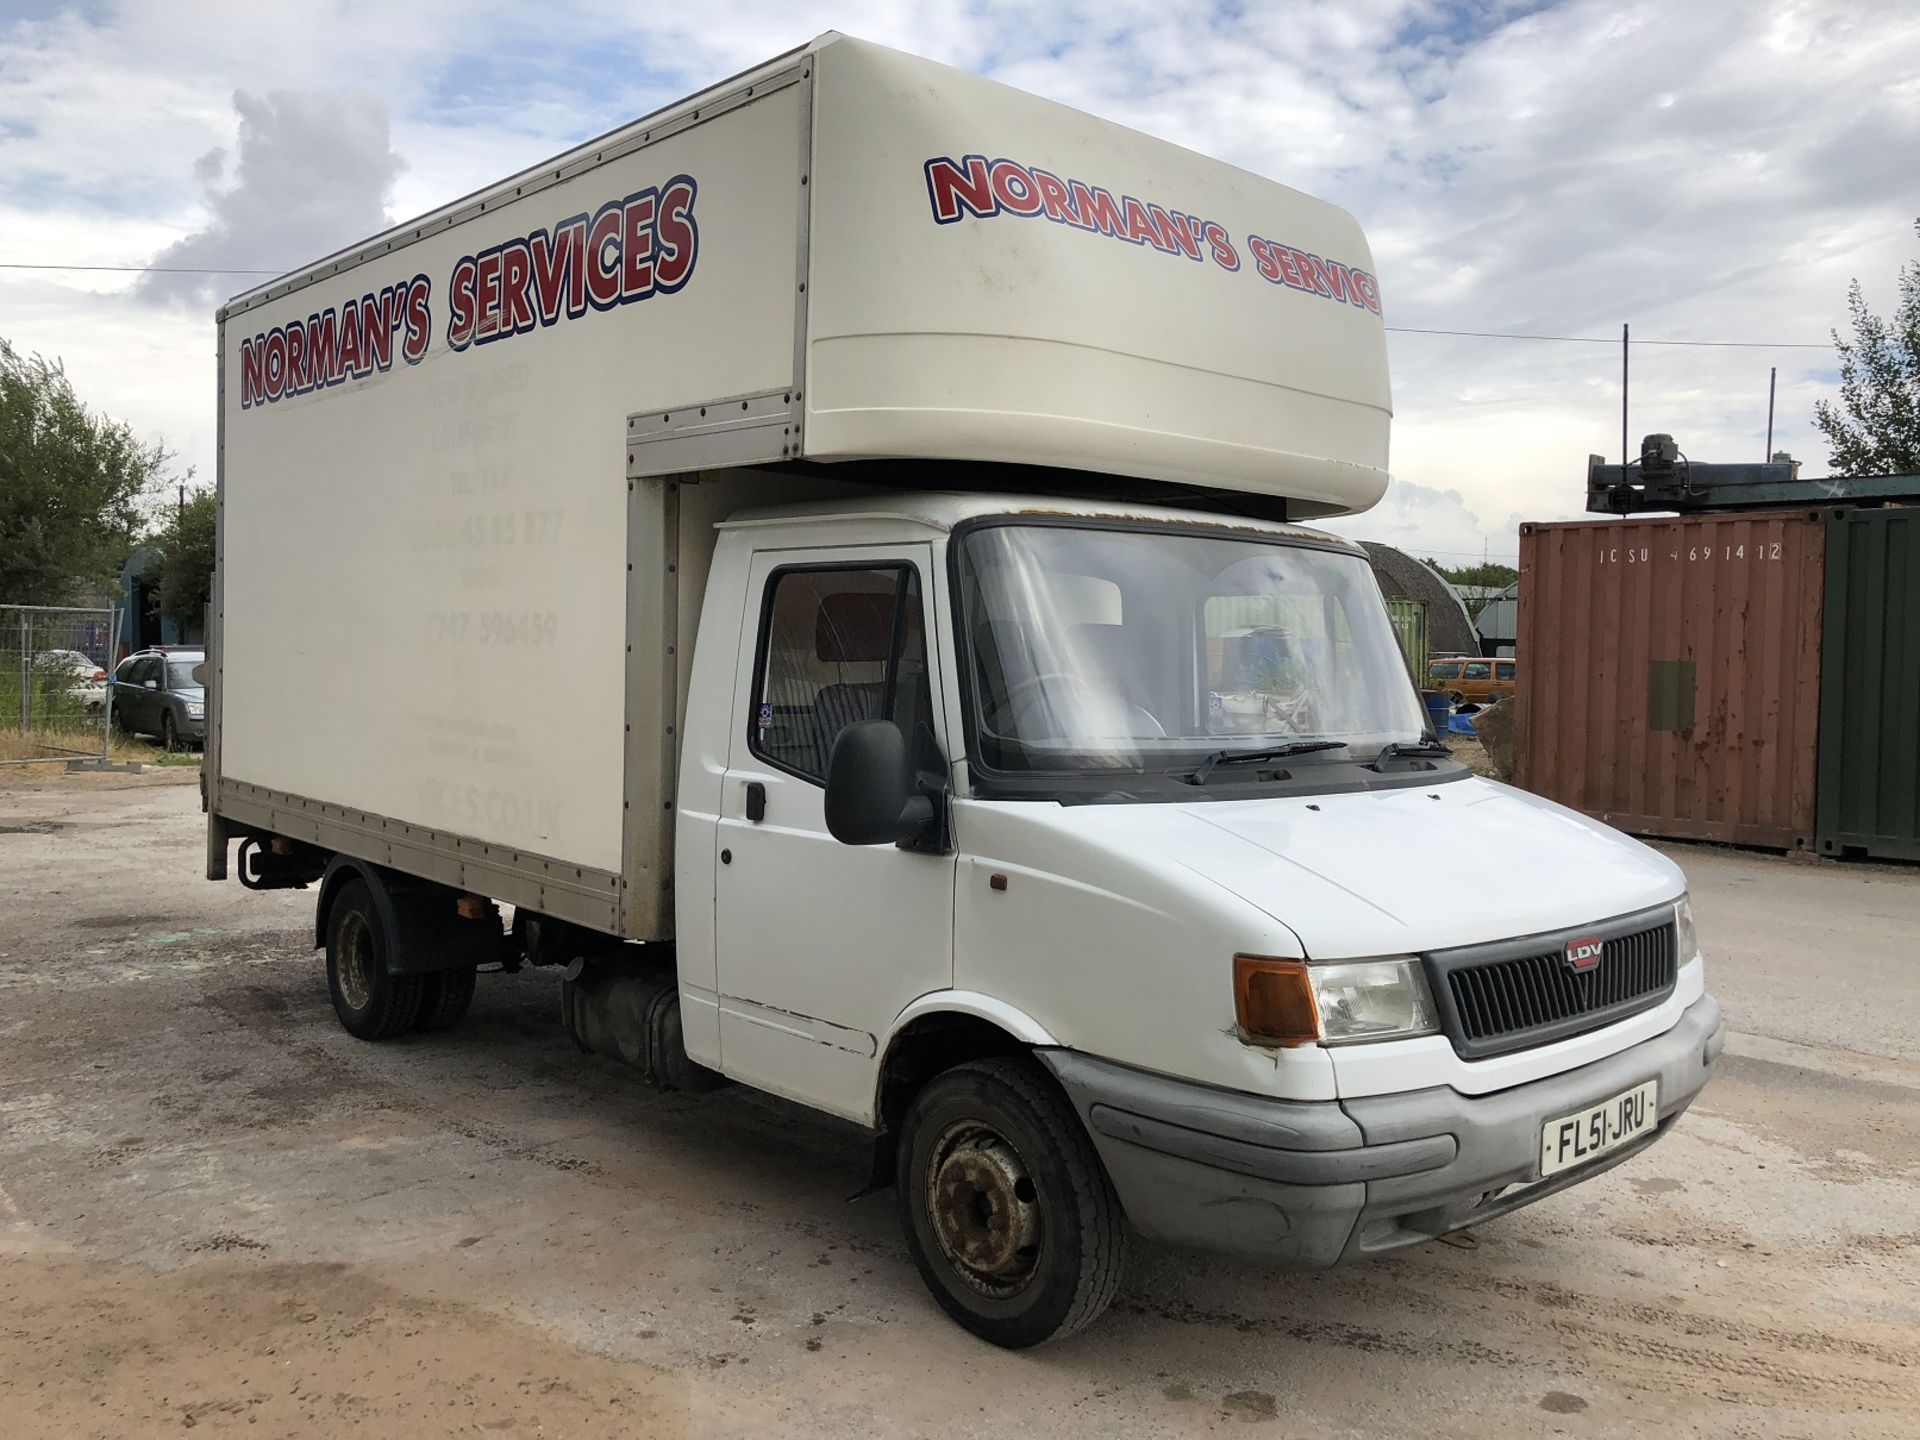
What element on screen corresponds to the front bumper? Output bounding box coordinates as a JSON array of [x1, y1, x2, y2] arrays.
[[1039, 993, 1724, 1267]]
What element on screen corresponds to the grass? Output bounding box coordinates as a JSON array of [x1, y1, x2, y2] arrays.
[[0, 725, 195, 768]]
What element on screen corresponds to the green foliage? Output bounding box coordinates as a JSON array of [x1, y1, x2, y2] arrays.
[[1, 339, 174, 604], [0, 657, 101, 743], [153, 488, 217, 627], [1814, 220, 1920, 477], [1423, 559, 1518, 590]]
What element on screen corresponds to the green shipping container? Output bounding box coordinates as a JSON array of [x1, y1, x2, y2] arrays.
[[1818, 507, 1920, 861], [1385, 598, 1428, 685]]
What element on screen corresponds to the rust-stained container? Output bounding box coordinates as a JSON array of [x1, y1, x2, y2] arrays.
[[1514, 509, 1825, 849]]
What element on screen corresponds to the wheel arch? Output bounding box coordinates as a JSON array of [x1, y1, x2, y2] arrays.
[[874, 993, 1058, 1139], [312, 857, 505, 975], [313, 855, 394, 953]]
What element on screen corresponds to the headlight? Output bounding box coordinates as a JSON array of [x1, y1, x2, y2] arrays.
[[185, 701, 205, 718], [1674, 892, 1699, 963], [1310, 959, 1439, 1044], [1234, 955, 1439, 1047]]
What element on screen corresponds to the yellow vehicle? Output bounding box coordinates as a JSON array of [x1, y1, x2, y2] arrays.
[[1427, 655, 1515, 705]]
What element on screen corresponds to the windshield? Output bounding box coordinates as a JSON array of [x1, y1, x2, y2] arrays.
[[956, 523, 1427, 773], [167, 660, 201, 689]]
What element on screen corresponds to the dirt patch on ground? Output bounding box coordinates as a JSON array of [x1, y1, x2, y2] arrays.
[[1448, 734, 1496, 778], [0, 1253, 692, 1438], [0, 762, 199, 791], [4, 761, 1919, 1439]]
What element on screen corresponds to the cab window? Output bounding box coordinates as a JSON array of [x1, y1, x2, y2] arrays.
[[1428, 660, 1461, 681], [750, 566, 931, 785], [1462, 662, 1492, 680]]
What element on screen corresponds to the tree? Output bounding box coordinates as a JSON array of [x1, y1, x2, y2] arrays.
[[0, 339, 173, 604], [1424, 559, 1518, 590], [1814, 220, 1920, 477], [153, 489, 217, 627]]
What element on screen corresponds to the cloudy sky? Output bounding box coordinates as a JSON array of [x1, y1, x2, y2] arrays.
[[3, 0, 1917, 566]]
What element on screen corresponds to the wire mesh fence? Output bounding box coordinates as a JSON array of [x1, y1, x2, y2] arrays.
[[1, 604, 120, 766]]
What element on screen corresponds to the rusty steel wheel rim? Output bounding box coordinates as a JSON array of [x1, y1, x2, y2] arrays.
[[336, 911, 375, 1011], [925, 1121, 1043, 1298]]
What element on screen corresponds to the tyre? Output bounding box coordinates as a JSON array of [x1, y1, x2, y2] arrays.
[[896, 1056, 1126, 1348], [413, 966, 477, 1032], [324, 879, 424, 1040], [160, 712, 179, 752]]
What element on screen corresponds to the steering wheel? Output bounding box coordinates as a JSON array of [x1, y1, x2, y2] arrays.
[[999, 671, 1167, 739]]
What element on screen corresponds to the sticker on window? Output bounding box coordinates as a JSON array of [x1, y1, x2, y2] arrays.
[[756, 701, 773, 734]]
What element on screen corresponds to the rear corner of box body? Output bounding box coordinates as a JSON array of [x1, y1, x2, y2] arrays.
[[214, 70, 810, 920]]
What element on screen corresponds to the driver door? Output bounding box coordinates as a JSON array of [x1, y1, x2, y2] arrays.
[[712, 545, 955, 1123]]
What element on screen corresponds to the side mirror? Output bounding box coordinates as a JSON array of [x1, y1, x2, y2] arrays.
[[824, 720, 935, 847]]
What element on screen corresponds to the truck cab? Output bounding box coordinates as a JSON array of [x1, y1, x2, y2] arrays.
[[672, 491, 1719, 1343]]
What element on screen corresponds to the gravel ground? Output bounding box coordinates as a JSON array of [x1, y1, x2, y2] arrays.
[[2, 772, 1916, 1438]]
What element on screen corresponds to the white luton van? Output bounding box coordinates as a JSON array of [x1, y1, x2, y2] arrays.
[[207, 34, 1722, 1346]]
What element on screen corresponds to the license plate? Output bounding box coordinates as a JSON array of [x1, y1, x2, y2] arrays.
[[1539, 1080, 1659, 1177]]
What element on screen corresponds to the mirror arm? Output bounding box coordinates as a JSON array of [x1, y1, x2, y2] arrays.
[[896, 782, 948, 855]]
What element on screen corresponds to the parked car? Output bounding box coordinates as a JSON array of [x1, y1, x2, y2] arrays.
[[32, 649, 109, 713], [112, 648, 205, 750], [1427, 654, 1516, 705]]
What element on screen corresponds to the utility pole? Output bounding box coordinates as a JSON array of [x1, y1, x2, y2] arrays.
[[1621, 323, 1630, 465], [1765, 367, 1777, 461]]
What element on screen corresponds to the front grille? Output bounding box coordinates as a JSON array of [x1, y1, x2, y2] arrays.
[[1428, 913, 1678, 1059]]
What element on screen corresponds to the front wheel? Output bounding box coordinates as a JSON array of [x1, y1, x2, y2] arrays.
[[160, 712, 179, 752], [897, 1057, 1126, 1348]]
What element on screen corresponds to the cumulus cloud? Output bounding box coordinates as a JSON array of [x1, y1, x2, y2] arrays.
[[5, 0, 1917, 531], [1333, 477, 1518, 567], [135, 90, 404, 308]]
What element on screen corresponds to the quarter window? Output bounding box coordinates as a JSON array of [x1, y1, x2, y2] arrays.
[[1462, 662, 1492, 680], [750, 566, 931, 785]]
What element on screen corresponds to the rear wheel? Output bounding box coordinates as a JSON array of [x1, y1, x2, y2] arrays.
[[414, 966, 477, 1032], [897, 1057, 1126, 1348], [325, 879, 424, 1040]]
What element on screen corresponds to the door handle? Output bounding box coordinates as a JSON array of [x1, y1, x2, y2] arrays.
[[745, 781, 766, 823]]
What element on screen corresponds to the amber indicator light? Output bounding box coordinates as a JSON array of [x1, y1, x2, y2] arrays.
[[1233, 955, 1320, 1047]]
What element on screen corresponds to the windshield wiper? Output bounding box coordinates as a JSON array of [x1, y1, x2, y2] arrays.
[[1187, 740, 1348, 785]]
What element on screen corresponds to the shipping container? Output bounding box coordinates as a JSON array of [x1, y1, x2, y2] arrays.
[[1515, 509, 1825, 849], [1385, 597, 1428, 683], [1817, 506, 1920, 861]]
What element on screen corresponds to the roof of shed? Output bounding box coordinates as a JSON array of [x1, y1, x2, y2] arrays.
[[1358, 542, 1480, 658]]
